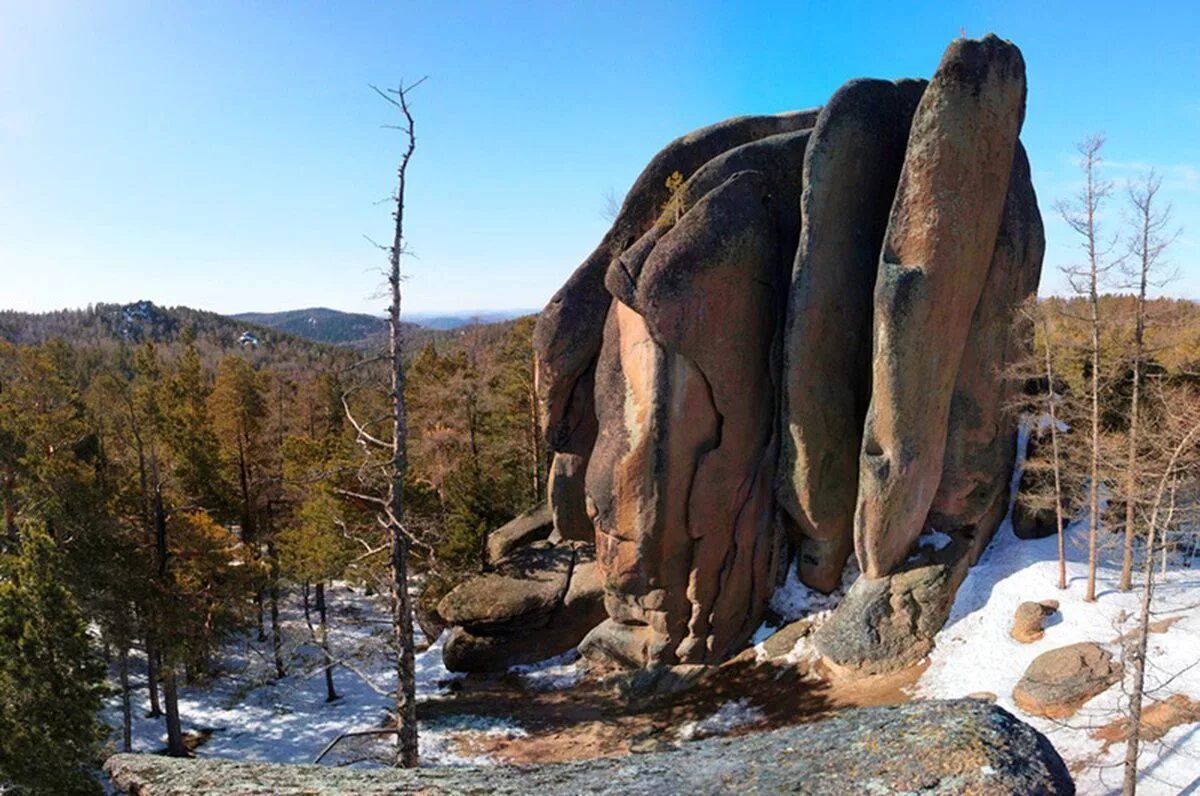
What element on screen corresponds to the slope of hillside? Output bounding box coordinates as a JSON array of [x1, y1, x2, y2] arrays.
[[0, 300, 355, 372], [231, 307, 389, 346]]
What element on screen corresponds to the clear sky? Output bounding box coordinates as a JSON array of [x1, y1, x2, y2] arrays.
[[2, 1, 1197, 316]]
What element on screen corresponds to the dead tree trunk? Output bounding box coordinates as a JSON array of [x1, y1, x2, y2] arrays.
[[119, 645, 133, 753], [373, 76, 426, 768], [317, 581, 338, 703], [1122, 412, 1200, 795], [1056, 135, 1114, 603], [162, 668, 186, 757], [1120, 170, 1176, 591], [1041, 312, 1068, 590]]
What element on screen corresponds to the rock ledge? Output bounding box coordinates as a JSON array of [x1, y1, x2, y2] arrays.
[[106, 700, 1074, 795]]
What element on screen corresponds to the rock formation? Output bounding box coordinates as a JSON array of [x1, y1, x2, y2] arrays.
[[106, 700, 1076, 795], [444, 33, 1043, 675], [1012, 600, 1060, 643]]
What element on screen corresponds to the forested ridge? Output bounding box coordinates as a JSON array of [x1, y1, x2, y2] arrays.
[[0, 302, 541, 792]]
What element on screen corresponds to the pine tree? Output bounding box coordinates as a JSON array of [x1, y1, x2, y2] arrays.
[[0, 525, 105, 794]]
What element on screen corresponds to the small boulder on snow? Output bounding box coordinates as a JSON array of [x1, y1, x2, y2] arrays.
[[1011, 600, 1060, 643], [1012, 641, 1122, 719]]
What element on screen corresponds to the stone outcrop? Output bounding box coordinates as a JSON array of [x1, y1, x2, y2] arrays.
[[813, 531, 973, 675], [438, 542, 604, 672], [1013, 642, 1123, 719], [105, 700, 1075, 795], [1012, 600, 1060, 643], [778, 78, 926, 593], [855, 35, 1028, 579], [443, 34, 1043, 674], [584, 129, 810, 668]]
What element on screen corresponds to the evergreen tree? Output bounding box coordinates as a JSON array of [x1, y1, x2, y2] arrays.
[[0, 525, 105, 795]]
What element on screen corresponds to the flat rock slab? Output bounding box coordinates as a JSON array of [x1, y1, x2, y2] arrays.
[[437, 543, 573, 632], [1013, 642, 1122, 719], [106, 700, 1074, 795]]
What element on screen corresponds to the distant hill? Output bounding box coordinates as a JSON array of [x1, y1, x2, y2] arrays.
[[232, 307, 539, 347], [231, 307, 390, 346], [405, 310, 540, 331], [0, 301, 535, 368], [0, 300, 358, 373]]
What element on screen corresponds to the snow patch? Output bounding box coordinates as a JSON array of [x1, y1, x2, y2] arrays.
[[677, 698, 765, 741], [509, 649, 586, 691]]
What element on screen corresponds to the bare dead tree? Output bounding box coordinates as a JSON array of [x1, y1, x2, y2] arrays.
[[1056, 135, 1119, 602], [1040, 309, 1069, 590], [1118, 171, 1179, 591], [340, 76, 428, 768], [1121, 388, 1200, 795], [1011, 297, 1070, 589]]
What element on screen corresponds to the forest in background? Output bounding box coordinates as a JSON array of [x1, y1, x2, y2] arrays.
[[0, 302, 540, 791]]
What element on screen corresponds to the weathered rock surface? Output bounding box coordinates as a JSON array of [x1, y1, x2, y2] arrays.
[[855, 35, 1028, 579], [779, 77, 925, 594], [439, 543, 605, 672], [585, 129, 810, 668], [484, 34, 1043, 675], [1013, 642, 1122, 719], [814, 533, 974, 675], [547, 451, 593, 543], [929, 143, 1044, 542], [485, 503, 554, 564], [105, 700, 1074, 795], [534, 110, 818, 457], [1012, 600, 1060, 643]]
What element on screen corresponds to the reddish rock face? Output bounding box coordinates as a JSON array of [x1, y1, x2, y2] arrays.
[[484, 35, 1046, 675], [778, 78, 925, 594], [533, 110, 819, 458], [583, 132, 809, 667], [855, 35, 1028, 579], [929, 143, 1045, 543]]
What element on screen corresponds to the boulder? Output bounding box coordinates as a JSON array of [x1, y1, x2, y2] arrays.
[[1012, 600, 1060, 643], [440, 544, 606, 672], [105, 700, 1075, 795], [813, 533, 973, 675], [855, 35, 1028, 578], [485, 503, 554, 564], [438, 542, 573, 633], [1013, 642, 1122, 719], [778, 77, 925, 593]]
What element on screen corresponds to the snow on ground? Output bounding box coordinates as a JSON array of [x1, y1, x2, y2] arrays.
[[918, 423, 1200, 795], [509, 649, 587, 692], [101, 583, 522, 768], [677, 698, 767, 741]]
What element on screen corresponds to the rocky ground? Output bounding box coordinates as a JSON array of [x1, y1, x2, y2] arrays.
[[107, 700, 1073, 795]]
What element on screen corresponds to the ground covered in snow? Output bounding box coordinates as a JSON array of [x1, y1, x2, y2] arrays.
[[100, 427, 1200, 795], [917, 516, 1200, 796]]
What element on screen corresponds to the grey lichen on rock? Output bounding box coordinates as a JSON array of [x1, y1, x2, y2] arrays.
[[105, 700, 1074, 795]]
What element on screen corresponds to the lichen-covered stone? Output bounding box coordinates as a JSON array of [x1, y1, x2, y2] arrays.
[[105, 700, 1074, 795]]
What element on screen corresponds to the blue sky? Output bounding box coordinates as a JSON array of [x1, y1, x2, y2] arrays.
[[2, 1, 1197, 316]]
